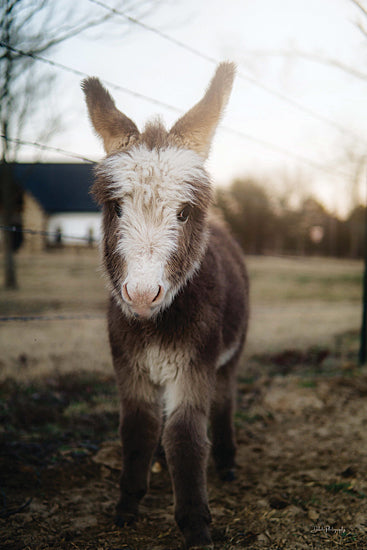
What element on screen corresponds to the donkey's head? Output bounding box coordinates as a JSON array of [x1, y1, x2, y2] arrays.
[[82, 63, 235, 320]]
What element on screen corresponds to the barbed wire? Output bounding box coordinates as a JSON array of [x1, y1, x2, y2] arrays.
[[0, 225, 100, 244], [0, 66, 351, 178], [0, 7, 364, 332], [88, 0, 218, 65], [0, 313, 105, 322], [0, 223, 102, 322], [0, 127, 351, 179], [0, 134, 95, 164], [219, 126, 351, 178], [0, 226, 102, 323], [0, 41, 351, 178], [87, 0, 365, 144], [0, 41, 181, 114]]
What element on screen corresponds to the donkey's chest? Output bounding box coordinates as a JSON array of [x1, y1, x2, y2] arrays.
[[135, 343, 191, 386]]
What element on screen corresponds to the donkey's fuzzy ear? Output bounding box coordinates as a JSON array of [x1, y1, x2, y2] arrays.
[[81, 77, 139, 154], [169, 62, 235, 159]]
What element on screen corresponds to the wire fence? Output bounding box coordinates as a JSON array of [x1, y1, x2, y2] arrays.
[[0, 135, 95, 164], [0, 224, 103, 323], [0, 41, 182, 115], [88, 0, 365, 144], [0, 313, 105, 322], [0, 224, 100, 244], [0, 28, 358, 178], [0, 2, 364, 329], [0, 225, 102, 324]]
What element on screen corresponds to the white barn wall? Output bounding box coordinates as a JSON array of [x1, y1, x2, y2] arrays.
[[47, 213, 102, 245]]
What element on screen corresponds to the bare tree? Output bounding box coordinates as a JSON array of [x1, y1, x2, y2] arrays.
[[238, 0, 367, 213], [0, 0, 160, 289], [239, 1, 367, 84]]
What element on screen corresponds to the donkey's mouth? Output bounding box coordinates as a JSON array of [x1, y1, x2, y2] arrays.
[[129, 305, 156, 319], [128, 299, 164, 320]]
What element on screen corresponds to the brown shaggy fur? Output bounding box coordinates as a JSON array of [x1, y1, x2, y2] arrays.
[[82, 62, 249, 550]]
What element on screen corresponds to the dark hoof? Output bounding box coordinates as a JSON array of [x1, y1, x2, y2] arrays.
[[183, 524, 213, 549], [114, 512, 137, 527], [218, 468, 236, 482]]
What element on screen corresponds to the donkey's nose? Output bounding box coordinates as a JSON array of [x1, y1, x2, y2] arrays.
[[122, 283, 164, 316]]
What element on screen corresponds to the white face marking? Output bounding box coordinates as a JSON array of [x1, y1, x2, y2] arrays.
[[100, 145, 210, 319]]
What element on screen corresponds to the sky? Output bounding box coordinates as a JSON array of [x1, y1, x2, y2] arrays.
[[20, 0, 367, 216]]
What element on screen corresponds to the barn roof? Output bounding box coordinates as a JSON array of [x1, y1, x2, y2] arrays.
[[10, 163, 99, 214]]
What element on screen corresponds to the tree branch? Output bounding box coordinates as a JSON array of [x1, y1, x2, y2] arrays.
[[350, 0, 367, 18], [240, 48, 367, 83]]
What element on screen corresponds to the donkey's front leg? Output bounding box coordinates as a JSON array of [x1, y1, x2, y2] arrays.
[[115, 399, 161, 526], [163, 402, 212, 549]]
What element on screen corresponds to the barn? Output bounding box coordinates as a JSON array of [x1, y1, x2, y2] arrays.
[[1, 163, 101, 251]]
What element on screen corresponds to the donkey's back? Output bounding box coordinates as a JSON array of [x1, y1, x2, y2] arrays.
[[83, 62, 249, 549]]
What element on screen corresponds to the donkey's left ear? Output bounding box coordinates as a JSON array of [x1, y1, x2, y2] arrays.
[[81, 77, 140, 154], [169, 62, 235, 159]]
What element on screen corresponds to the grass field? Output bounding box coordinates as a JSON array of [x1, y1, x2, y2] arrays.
[[245, 254, 362, 356], [0, 250, 363, 380], [1, 250, 366, 550]]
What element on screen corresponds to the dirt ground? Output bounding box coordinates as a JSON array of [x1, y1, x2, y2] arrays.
[[1, 343, 367, 550], [1, 252, 365, 548]]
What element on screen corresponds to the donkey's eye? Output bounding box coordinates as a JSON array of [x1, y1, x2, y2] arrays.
[[114, 201, 123, 218], [177, 205, 191, 223]]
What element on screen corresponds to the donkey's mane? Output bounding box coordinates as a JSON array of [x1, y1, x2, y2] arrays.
[[140, 118, 169, 151]]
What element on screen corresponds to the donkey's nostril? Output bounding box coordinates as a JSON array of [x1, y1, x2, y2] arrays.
[[152, 285, 162, 303], [122, 283, 164, 309], [123, 283, 132, 303]]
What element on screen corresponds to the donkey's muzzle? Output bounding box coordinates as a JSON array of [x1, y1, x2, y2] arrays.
[[122, 283, 164, 318]]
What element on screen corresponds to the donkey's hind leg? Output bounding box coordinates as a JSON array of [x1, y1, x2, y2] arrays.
[[211, 355, 240, 481]]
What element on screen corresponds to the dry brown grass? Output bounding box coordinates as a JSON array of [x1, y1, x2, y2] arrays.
[[245, 255, 362, 357], [1, 250, 366, 549], [0, 250, 363, 381]]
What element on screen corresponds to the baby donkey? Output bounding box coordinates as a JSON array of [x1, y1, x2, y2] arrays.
[[82, 62, 249, 549]]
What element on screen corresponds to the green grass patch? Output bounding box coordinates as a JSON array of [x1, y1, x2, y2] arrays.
[[247, 256, 363, 304], [235, 410, 272, 425], [298, 379, 317, 388], [325, 482, 366, 499]]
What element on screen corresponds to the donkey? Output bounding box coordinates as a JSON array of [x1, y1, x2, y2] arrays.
[[82, 62, 249, 549]]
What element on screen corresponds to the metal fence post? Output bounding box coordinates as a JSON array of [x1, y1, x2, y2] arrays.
[[359, 174, 367, 365]]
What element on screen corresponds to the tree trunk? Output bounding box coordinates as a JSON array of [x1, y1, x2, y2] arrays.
[[359, 205, 367, 364], [1, 161, 17, 289], [1, 1, 17, 289]]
